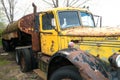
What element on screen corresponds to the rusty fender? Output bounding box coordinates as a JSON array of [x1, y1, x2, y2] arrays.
[[60, 49, 110, 80]]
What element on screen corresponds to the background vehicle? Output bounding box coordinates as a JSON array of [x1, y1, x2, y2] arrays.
[[1, 4, 120, 80]]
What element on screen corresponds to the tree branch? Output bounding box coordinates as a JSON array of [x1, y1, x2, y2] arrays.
[[77, 0, 91, 7], [42, 0, 90, 8], [1, 0, 17, 23], [11, 0, 15, 22], [56, 0, 59, 7], [69, 0, 79, 6], [52, 0, 57, 7], [1, 0, 11, 23], [8, 0, 12, 22], [43, 0, 53, 6], [66, 0, 69, 7]]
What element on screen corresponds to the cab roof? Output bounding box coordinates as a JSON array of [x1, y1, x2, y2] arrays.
[[44, 7, 91, 13]]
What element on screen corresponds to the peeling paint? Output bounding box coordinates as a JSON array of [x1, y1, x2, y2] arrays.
[[67, 50, 109, 80]]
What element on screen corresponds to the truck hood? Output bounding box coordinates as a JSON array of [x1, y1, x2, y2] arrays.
[[61, 27, 120, 37]]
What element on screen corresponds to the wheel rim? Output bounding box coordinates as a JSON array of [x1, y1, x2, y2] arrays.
[[60, 76, 74, 80], [62, 78, 72, 80], [16, 53, 19, 63]]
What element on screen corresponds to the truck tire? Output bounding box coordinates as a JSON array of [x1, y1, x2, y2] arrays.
[[50, 66, 82, 80], [2, 39, 10, 51], [29, 48, 38, 69], [20, 48, 32, 72], [15, 49, 20, 65]]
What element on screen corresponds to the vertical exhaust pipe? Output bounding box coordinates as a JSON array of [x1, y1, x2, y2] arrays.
[[32, 3, 38, 31], [32, 3, 40, 52], [32, 3, 37, 15]]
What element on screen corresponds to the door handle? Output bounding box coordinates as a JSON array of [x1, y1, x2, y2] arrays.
[[40, 32, 53, 34]]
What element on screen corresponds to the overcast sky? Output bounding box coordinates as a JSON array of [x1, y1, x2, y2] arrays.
[[88, 0, 120, 27], [4, 0, 120, 27]]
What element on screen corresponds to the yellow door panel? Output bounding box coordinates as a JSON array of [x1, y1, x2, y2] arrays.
[[41, 32, 59, 56]]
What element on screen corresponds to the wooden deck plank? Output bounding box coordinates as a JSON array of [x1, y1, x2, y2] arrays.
[[33, 69, 47, 80]]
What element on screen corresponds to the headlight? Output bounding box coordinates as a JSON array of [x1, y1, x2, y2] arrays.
[[109, 53, 120, 68], [68, 42, 75, 48], [116, 54, 120, 67]]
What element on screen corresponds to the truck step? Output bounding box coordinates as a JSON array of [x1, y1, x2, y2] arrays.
[[33, 69, 47, 80]]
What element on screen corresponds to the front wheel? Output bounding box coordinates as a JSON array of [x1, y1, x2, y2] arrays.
[[50, 66, 82, 80]]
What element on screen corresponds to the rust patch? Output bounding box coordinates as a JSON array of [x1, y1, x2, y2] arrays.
[[50, 41, 55, 52], [32, 32, 40, 52], [19, 12, 40, 34], [62, 27, 120, 37], [19, 14, 34, 34], [18, 13, 41, 52], [67, 50, 109, 80], [2, 12, 40, 40]]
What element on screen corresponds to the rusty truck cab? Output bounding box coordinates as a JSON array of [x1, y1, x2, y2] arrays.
[[39, 8, 120, 80]]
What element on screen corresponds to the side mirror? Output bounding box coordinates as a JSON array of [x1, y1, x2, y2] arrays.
[[109, 53, 120, 68], [93, 15, 102, 28], [51, 18, 56, 27]]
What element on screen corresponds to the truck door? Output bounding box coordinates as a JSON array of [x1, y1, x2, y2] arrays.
[[40, 12, 59, 56]]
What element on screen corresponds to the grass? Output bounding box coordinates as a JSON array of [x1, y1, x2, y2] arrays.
[[0, 59, 10, 66], [9, 78, 17, 80], [0, 56, 10, 66]]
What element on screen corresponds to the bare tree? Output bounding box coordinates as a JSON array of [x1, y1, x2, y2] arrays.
[[0, 11, 6, 27], [42, 0, 59, 7], [43, 0, 91, 8], [1, 0, 17, 23]]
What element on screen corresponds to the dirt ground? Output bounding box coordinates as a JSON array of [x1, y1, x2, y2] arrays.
[[0, 46, 41, 80]]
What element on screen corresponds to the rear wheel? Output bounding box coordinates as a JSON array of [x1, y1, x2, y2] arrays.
[[50, 66, 82, 80], [19, 48, 32, 72], [2, 39, 10, 51]]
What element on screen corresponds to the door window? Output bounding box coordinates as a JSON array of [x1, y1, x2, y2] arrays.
[[42, 13, 54, 30]]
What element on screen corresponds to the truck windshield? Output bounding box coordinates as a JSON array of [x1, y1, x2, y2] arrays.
[[58, 11, 81, 29], [80, 12, 95, 27], [58, 11, 95, 29]]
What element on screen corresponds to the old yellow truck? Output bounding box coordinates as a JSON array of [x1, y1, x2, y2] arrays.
[[1, 4, 120, 80]]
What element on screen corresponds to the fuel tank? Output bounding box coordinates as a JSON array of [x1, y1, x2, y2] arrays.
[[2, 13, 35, 40]]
